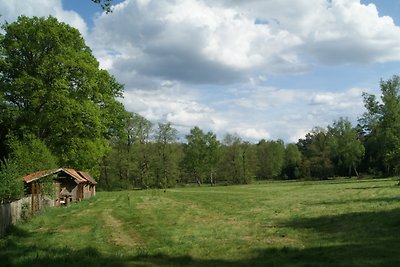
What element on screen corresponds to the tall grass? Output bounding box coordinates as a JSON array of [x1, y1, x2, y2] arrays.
[[1, 178, 400, 266]]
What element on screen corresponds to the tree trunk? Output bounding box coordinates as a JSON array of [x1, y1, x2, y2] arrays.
[[353, 165, 359, 178]]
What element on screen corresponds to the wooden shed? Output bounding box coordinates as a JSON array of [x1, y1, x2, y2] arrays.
[[23, 168, 97, 212]]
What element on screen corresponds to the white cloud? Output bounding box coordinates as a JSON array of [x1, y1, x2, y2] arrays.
[[86, 0, 400, 93], [204, 0, 400, 64], [2, 0, 398, 143], [88, 0, 305, 85], [0, 0, 87, 36], [121, 85, 227, 136]]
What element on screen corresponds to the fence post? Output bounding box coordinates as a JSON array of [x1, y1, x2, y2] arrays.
[[31, 183, 34, 215]]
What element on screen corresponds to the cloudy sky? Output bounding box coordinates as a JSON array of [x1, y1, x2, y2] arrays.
[[1, 0, 400, 142]]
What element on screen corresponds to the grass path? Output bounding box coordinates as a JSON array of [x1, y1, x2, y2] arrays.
[[1, 178, 400, 266]]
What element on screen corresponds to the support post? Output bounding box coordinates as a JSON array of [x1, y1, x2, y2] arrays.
[[31, 183, 35, 215], [36, 183, 40, 211]]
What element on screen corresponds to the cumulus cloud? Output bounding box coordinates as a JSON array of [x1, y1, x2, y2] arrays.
[[2, 0, 399, 143], [0, 0, 87, 36], [86, 0, 400, 99], [121, 85, 227, 136], [120, 80, 367, 142], [89, 0, 305, 85], [204, 0, 400, 64]]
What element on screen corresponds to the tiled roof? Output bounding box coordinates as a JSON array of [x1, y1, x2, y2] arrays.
[[23, 168, 62, 183], [23, 168, 97, 185], [78, 171, 98, 185], [63, 168, 87, 184]]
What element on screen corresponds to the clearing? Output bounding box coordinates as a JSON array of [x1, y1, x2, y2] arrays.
[[1, 178, 400, 267]]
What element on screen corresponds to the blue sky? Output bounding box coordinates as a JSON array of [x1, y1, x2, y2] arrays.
[[1, 0, 400, 142]]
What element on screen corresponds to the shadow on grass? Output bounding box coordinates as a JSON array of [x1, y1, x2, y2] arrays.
[[310, 196, 400, 206], [2, 209, 400, 267]]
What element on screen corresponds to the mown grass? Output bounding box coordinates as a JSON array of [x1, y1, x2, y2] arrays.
[[1, 178, 400, 266]]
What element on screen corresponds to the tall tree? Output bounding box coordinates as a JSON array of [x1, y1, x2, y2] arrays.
[[126, 113, 153, 187], [219, 133, 254, 184], [284, 143, 302, 179], [183, 127, 221, 185], [360, 76, 400, 176], [298, 127, 333, 179], [0, 16, 126, 175], [183, 127, 206, 184], [256, 139, 285, 179], [204, 131, 221, 185], [328, 118, 365, 177], [154, 122, 179, 188]]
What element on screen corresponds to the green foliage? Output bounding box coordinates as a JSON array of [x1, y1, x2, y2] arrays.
[[0, 133, 58, 202], [256, 139, 285, 179], [219, 133, 255, 184], [0, 134, 58, 201], [284, 144, 302, 179], [0, 16, 126, 174], [40, 174, 57, 198], [154, 123, 180, 188], [0, 159, 23, 202], [328, 118, 365, 177], [7, 134, 58, 175], [298, 127, 333, 179], [182, 127, 221, 185], [360, 76, 400, 176]]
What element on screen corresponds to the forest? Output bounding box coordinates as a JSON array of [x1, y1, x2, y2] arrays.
[[1, 15, 400, 201]]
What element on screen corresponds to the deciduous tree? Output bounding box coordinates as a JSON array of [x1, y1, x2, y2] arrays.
[[0, 16, 126, 175], [328, 118, 365, 177]]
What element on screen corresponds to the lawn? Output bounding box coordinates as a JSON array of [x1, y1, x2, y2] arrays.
[[1, 178, 400, 266]]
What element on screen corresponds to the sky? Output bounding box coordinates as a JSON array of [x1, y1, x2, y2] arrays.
[[1, 0, 400, 143]]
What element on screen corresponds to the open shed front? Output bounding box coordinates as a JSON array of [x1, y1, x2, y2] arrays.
[[23, 168, 97, 213]]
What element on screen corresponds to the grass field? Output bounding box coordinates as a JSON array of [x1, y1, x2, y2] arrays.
[[1, 178, 400, 266]]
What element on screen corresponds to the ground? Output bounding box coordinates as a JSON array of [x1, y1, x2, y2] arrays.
[[1, 178, 400, 266]]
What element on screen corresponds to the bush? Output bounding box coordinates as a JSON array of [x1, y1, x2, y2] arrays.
[[0, 159, 23, 202], [0, 134, 58, 202]]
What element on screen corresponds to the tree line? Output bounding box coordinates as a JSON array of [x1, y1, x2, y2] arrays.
[[99, 113, 363, 189], [1, 16, 400, 200], [102, 75, 400, 190]]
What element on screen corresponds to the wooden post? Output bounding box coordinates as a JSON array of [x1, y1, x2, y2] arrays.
[[31, 183, 35, 215], [36, 183, 40, 211], [40, 183, 44, 209]]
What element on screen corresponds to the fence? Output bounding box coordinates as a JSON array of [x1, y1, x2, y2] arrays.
[[0, 196, 54, 237]]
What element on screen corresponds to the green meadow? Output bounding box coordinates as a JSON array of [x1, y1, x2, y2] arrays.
[[1, 179, 400, 267]]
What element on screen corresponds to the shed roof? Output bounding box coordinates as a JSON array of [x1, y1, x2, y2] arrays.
[[23, 168, 97, 185], [78, 171, 98, 185], [63, 168, 87, 184], [23, 168, 61, 183]]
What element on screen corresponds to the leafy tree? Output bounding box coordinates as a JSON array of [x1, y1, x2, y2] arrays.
[[182, 127, 221, 185], [99, 112, 153, 189], [0, 16, 126, 175], [298, 127, 333, 179], [0, 134, 58, 202], [7, 134, 58, 175], [284, 143, 302, 179], [182, 127, 208, 184], [0, 159, 23, 202], [126, 113, 153, 188], [360, 76, 400, 176], [154, 122, 179, 188], [219, 133, 254, 184], [328, 118, 365, 177], [256, 139, 285, 179], [204, 131, 221, 185]]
